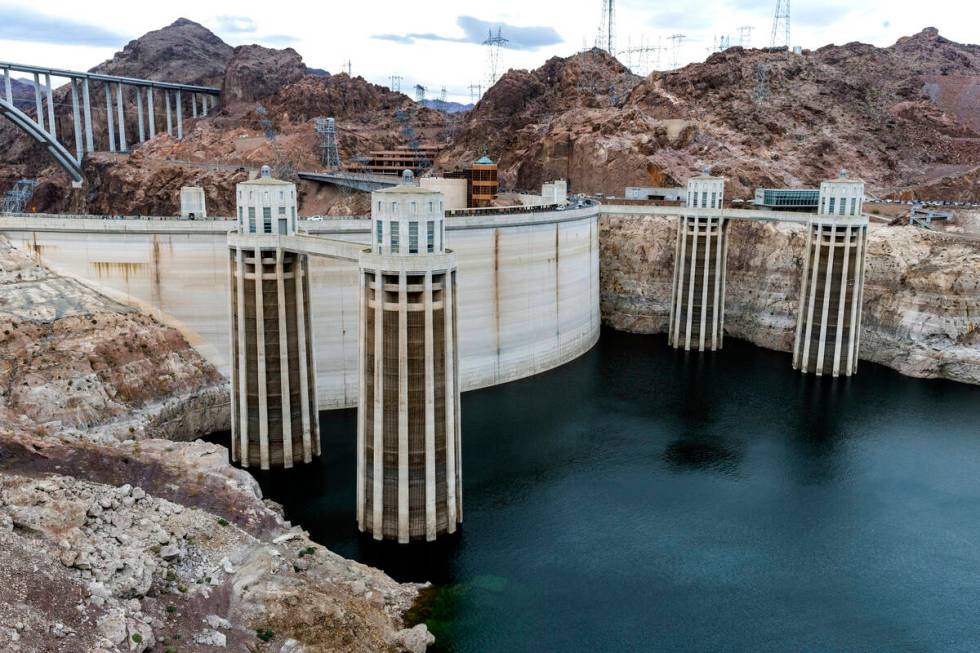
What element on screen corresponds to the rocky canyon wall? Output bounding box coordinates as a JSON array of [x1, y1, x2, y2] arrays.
[[600, 214, 980, 385], [0, 236, 432, 652]]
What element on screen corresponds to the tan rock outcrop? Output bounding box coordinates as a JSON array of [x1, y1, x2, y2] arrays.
[[600, 215, 980, 384]]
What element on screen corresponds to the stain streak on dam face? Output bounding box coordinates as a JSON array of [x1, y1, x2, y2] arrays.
[[2, 208, 601, 409]]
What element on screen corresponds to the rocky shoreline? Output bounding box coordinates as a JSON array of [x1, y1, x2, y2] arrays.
[[600, 215, 980, 385], [0, 236, 433, 652]]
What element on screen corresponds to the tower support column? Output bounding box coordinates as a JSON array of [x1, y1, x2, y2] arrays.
[[792, 221, 867, 377], [230, 246, 320, 468], [669, 216, 728, 351], [357, 174, 461, 542]]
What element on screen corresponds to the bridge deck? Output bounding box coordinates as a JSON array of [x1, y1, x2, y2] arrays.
[[228, 232, 364, 262], [0, 61, 220, 93], [298, 171, 399, 192]]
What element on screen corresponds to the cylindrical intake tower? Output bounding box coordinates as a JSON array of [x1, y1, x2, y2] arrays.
[[228, 166, 319, 469], [792, 171, 868, 377], [358, 171, 462, 542], [669, 173, 729, 351]]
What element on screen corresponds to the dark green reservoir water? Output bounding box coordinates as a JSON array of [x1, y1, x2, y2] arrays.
[[232, 329, 980, 652]]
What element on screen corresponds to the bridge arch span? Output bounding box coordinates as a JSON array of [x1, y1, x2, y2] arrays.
[[0, 98, 83, 184]]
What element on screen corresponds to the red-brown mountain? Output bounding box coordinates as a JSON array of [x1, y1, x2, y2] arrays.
[[440, 28, 980, 200]]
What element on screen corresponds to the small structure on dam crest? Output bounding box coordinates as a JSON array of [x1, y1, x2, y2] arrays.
[[669, 172, 729, 351], [357, 171, 463, 542], [792, 172, 868, 377], [228, 166, 320, 469], [179, 186, 206, 219]]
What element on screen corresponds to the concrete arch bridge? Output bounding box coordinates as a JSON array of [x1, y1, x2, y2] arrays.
[[1, 61, 220, 185]]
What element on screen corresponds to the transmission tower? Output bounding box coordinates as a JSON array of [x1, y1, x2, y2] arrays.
[[0, 179, 38, 214], [770, 0, 790, 48], [255, 104, 275, 140], [669, 34, 686, 69], [738, 26, 754, 48], [415, 84, 426, 102], [344, 59, 353, 76], [389, 75, 403, 93], [596, 0, 616, 55], [314, 117, 341, 169], [440, 86, 448, 104], [620, 36, 664, 76], [754, 63, 770, 102], [483, 28, 509, 88], [468, 84, 482, 104]]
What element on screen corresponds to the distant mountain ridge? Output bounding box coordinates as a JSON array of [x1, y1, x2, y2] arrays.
[[419, 99, 474, 114]]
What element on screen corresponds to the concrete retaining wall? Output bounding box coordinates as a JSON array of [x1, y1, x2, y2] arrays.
[[1, 207, 600, 409]]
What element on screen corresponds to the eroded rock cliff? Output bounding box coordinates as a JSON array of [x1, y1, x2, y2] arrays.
[[600, 216, 980, 384], [0, 237, 432, 651]]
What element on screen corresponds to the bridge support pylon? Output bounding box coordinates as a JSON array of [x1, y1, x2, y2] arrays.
[[228, 166, 319, 469], [669, 173, 728, 351], [357, 171, 462, 543], [793, 172, 868, 377]]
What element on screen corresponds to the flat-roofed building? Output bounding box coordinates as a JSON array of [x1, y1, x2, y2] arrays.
[[753, 188, 820, 212]]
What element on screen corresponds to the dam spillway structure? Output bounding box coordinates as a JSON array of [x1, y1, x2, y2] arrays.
[[792, 172, 868, 377], [228, 166, 320, 469], [357, 171, 462, 543], [669, 173, 729, 351]]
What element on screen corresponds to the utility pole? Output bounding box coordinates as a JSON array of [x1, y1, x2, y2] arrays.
[[344, 59, 352, 76], [389, 75, 403, 93], [483, 28, 509, 88], [770, 0, 790, 48]]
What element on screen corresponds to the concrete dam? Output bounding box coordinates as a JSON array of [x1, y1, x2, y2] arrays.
[[0, 205, 601, 410]]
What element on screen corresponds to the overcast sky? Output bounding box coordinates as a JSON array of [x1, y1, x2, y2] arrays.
[[1, 0, 977, 103]]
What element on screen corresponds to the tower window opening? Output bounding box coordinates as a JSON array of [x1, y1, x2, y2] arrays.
[[409, 221, 419, 254], [427, 221, 434, 253]]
